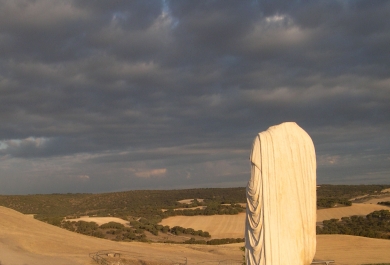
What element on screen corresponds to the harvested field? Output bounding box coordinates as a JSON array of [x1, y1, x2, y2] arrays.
[[177, 198, 204, 204], [317, 203, 390, 222], [161, 203, 390, 238], [360, 195, 390, 205], [1, 206, 390, 265], [349, 194, 369, 201], [65, 216, 130, 226], [315, 234, 390, 265], [0, 206, 242, 265], [160, 213, 245, 239]]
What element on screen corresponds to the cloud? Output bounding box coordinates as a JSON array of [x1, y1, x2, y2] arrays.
[[0, 0, 389, 194], [0, 137, 51, 157], [77, 175, 90, 181], [134, 168, 167, 178], [0, 0, 89, 30]]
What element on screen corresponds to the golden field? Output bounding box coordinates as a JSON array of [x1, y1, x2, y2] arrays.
[[161, 203, 390, 237], [0, 206, 242, 265], [1, 202, 390, 264]]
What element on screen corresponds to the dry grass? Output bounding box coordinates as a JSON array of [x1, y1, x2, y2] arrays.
[[177, 199, 204, 204], [161, 203, 390, 238], [317, 203, 390, 222], [2, 204, 390, 265], [65, 216, 130, 226], [361, 196, 390, 205], [0, 206, 241, 265], [316, 235, 390, 265], [160, 213, 246, 239]]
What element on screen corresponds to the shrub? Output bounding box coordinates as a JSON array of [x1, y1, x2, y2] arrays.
[[100, 222, 125, 229]]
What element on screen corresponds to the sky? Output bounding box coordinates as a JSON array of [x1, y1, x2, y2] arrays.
[[0, 0, 389, 195]]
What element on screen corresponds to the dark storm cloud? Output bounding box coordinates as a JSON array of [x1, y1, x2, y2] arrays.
[[0, 0, 389, 194]]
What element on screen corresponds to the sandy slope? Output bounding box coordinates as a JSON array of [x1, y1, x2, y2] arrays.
[[0, 206, 242, 265]]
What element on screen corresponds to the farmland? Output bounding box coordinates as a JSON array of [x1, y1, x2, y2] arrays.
[[2, 204, 390, 264]]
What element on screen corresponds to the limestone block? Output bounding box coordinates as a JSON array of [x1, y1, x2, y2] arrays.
[[245, 122, 316, 265]]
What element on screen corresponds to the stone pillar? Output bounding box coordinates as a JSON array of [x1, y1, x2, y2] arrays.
[[245, 122, 316, 265]]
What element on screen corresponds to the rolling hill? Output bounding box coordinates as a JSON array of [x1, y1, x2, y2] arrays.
[[1, 205, 390, 264], [0, 206, 242, 265]]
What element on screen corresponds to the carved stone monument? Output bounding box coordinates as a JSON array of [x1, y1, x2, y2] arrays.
[[245, 122, 316, 265]]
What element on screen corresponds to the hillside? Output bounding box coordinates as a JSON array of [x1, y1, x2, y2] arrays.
[[0, 206, 242, 265], [1, 185, 389, 222], [317, 203, 390, 222], [1, 185, 390, 245], [2, 206, 390, 265], [161, 203, 390, 238], [0, 187, 246, 223]]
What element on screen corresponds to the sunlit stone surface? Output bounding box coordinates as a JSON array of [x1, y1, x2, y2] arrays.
[[245, 122, 316, 265]]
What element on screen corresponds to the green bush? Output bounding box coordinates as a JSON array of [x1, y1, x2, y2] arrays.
[[100, 222, 125, 229], [317, 210, 390, 239]]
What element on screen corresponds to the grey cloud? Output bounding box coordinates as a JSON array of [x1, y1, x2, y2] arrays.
[[0, 0, 389, 194]]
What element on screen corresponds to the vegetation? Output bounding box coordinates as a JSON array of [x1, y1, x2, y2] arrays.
[[240, 246, 245, 265], [0, 185, 387, 221], [316, 184, 390, 199], [317, 197, 351, 208], [0, 188, 247, 244], [183, 237, 244, 245], [0, 188, 246, 224], [57, 219, 213, 242], [1, 185, 390, 244], [163, 201, 244, 217], [317, 210, 390, 239], [316, 184, 390, 208], [378, 202, 390, 206]]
